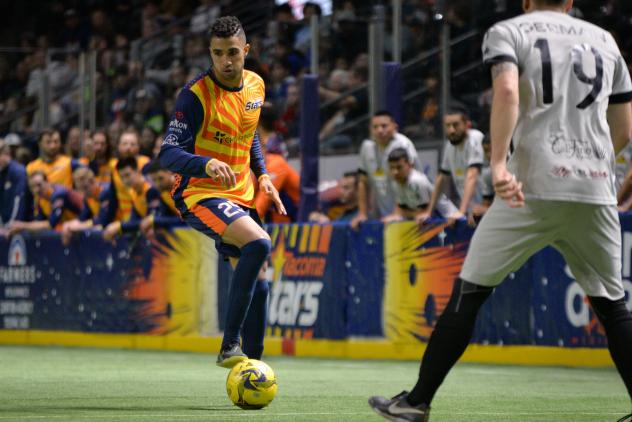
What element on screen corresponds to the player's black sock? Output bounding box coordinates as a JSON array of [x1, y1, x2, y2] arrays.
[[407, 278, 493, 407], [588, 296, 632, 398], [242, 280, 270, 359], [222, 238, 271, 350]]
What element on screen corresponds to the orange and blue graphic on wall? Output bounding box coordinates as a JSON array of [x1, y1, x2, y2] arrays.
[[383, 221, 468, 342], [265, 223, 346, 341]]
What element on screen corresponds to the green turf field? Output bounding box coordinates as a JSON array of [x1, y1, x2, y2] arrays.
[[0, 345, 629, 422]]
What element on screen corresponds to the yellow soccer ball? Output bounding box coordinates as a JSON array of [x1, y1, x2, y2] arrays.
[[226, 359, 278, 409]]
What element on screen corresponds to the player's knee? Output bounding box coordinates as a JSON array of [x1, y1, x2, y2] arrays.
[[445, 278, 494, 315], [242, 238, 271, 261], [588, 296, 632, 328]]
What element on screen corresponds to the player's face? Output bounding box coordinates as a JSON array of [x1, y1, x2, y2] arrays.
[[41, 131, 62, 158], [73, 171, 95, 195], [118, 133, 139, 158], [28, 174, 46, 197], [389, 158, 412, 184], [371, 116, 397, 145], [444, 114, 468, 145], [92, 133, 108, 157], [210, 35, 250, 87], [149, 170, 174, 192], [339, 175, 357, 204], [118, 167, 139, 188]]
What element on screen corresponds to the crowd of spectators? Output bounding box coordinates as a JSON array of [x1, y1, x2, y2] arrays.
[[1, 0, 631, 236]]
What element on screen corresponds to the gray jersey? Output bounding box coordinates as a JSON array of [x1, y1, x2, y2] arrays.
[[359, 132, 420, 217], [480, 163, 494, 199], [390, 168, 433, 210], [482, 11, 632, 204], [440, 129, 485, 200]]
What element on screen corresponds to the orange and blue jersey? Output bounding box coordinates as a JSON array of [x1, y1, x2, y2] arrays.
[[121, 185, 182, 232], [34, 185, 83, 229], [27, 155, 81, 189], [79, 157, 117, 187], [255, 152, 300, 223], [95, 179, 151, 227], [109, 155, 151, 222], [78, 185, 107, 222], [159, 68, 267, 213]]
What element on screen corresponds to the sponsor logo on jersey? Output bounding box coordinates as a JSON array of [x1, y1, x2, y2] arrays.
[[175, 111, 184, 120], [168, 119, 188, 131], [162, 134, 179, 146], [245, 98, 263, 111]]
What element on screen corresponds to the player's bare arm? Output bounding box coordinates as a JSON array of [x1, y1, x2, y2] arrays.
[[458, 166, 480, 214], [489, 61, 523, 207], [607, 102, 632, 155], [258, 174, 286, 215]]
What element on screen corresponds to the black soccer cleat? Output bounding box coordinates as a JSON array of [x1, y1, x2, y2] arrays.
[[368, 391, 430, 422], [216, 343, 248, 368]]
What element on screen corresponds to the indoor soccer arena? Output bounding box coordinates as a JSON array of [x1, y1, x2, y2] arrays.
[[1, 1, 632, 421]]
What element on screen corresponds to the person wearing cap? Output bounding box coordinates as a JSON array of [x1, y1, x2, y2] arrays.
[[0, 139, 27, 235]]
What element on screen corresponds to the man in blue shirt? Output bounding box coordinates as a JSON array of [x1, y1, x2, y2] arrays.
[[0, 139, 27, 236]]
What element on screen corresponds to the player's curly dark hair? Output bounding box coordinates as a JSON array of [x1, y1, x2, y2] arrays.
[[209, 16, 244, 40]]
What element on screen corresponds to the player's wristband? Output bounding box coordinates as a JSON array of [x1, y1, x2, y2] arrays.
[[258, 173, 270, 182]]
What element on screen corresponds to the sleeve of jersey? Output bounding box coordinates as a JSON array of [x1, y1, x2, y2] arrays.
[[482, 23, 518, 68], [467, 139, 485, 167], [11, 166, 27, 222], [48, 191, 66, 228], [93, 188, 116, 227], [159, 89, 210, 178], [250, 131, 267, 179], [78, 200, 92, 222], [610, 55, 632, 104]]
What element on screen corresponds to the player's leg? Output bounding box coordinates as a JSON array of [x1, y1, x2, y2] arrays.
[[241, 264, 270, 359], [218, 213, 270, 366], [181, 198, 270, 367], [554, 203, 632, 398], [369, 199, 558, 420], [240, 208, 271, 360]]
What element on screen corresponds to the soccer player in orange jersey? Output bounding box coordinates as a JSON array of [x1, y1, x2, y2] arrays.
[[159, 16, 285, 368]]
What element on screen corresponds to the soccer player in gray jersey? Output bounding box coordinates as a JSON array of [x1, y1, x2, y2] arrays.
[[417, 109, 485, 225], [369, 1, 632, 420], [352, 110, 420, 229]]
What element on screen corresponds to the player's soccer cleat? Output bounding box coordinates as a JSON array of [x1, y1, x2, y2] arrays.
[[368, 391, 430, 422], [216, 343, 248, 368]]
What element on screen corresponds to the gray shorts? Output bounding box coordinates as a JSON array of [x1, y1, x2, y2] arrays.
[[460, 199, 624, 300]]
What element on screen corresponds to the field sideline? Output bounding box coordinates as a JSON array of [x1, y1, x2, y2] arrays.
[[0, 345, 629, 422]]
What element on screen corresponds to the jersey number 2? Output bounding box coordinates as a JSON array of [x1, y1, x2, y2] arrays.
[[535, 39, 603, 109], [218, 201, 241, 218]]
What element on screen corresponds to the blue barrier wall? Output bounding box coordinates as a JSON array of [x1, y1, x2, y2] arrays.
[[2, 217, 631, 349]]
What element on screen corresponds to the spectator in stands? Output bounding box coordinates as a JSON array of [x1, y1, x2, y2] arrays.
[[417, 108, 485, 225], [140, 127, 158, 157], [81, 128, 114, 186], [294, 2, 323, 55], [102, 157, 154, 242], [468, 135, 494, 225], [7, 171, 82, 235], [255, 105, 300, 223], [26, 129, 80, 189], [381, 147, 435, 224], [60, 167, 108, 245], [351, 110, 420, 229], [309, 171, 359, 223], [139, 160, 182, 238], [65, 126, 82, 159], [0, 139, 27, 234], [190, 0, 221, 35], [109, 129, 151, 223], [131, 89, 164, 134]]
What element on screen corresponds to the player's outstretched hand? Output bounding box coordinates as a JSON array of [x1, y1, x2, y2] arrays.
[[260, 175, 287, 215], [206, 158, 237, 188], [415, 210, 431, 227], [492, 166, 524, 208]]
